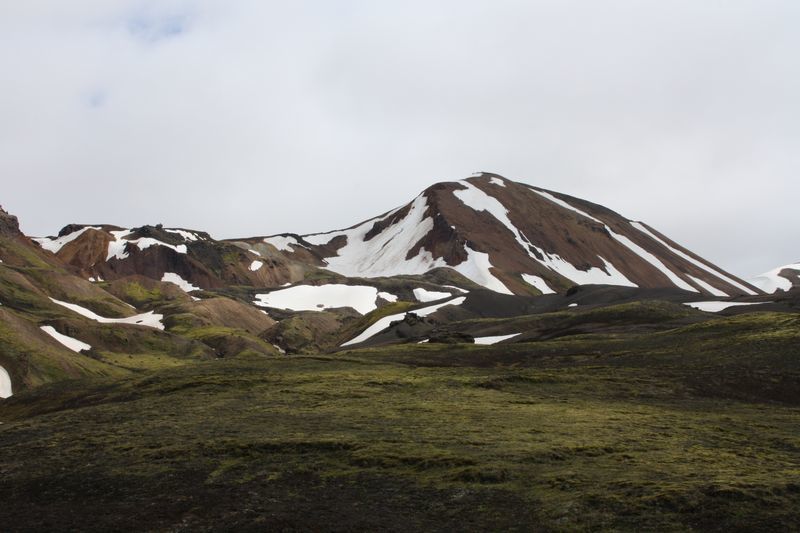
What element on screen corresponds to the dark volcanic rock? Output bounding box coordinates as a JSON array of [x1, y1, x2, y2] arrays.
[[389, 312, 438, 339], [0, 206, 21, 236], [428, 331, 475, 344]]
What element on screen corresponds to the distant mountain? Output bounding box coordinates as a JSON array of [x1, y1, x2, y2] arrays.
[[261, 173, 759, 297], [34, 173, 759, 297], [0, 206, 279, 398], [33, 223, 302, 290], [750, 262, 800, 293], [0, 171, 789, 397]]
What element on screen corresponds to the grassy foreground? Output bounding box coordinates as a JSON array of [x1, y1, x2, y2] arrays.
[[1, 313, 800, 531]]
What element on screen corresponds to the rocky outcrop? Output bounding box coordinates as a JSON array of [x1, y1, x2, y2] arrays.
[[0, 206, 21, 237]]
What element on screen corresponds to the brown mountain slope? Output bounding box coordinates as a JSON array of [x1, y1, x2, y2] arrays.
[[34, 224, 301, 290], [260, 173, 759, 297]]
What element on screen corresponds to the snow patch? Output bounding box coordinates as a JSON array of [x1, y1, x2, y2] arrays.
[[49, 298, 164, 329], [454, 182, 631, 292], [749, 262, 800, 293], [309, 195, 441, 277], [377, 291, 398, 303], [452, 246, 513, 294], [249, 260, 264, 272], [40, 325, 91, 353], [443, 285, 468, 293], [568, 303, 578, 308], [248, 249, 262, 256], [530, 245, 638, 288], [489, 177, 506, 187], [264, 235, 302, 252], [106, 230, 187, 261], [304, 193, 513, 294], [161, 272, 200, 292], [34, 226, 102, 253], [531, 192, 703, 293], [164, 229, 200, 241], [521, 274, 555, 294], [474, 333, 520, 345], [0, 365, 12, 398], [453, 181, 533, 258], [530, 188, 604, 224], [254, 284, 386, 315], [684, 301, 771, 312], [342, 296, 467, 347], [413, 288, 452, 302], [606, 229, 697, 292], [630, 222, 757, 295], [686, 275, 728, 297]]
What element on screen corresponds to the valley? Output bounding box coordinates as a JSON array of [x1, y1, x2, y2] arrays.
[[1, 173, 798, 531]]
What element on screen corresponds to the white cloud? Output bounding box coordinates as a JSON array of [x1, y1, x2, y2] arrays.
[[1, 1, 798, 277]]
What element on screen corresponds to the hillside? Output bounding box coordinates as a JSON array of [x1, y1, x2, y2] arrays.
[[1, 176, 798, 531]]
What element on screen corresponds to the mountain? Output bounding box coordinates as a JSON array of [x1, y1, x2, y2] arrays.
[[33, 223, 303, 290], [3, 186, 800, 531], [6, 172, 780, 393], [0, 206, 280, 398], [750, 262, 800, 293], [262, 173, 759, 297]]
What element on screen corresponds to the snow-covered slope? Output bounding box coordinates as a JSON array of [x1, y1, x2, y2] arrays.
[[749, 262, 800, 293], [292, 173, 760, 297]]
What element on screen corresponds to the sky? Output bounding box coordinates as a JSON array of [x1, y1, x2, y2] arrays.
[[1, 1, 798, 278]]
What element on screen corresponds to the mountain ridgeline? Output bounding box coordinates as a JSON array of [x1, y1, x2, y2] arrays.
[[37, 173, 759, 298], [2, 175, 800, 531]]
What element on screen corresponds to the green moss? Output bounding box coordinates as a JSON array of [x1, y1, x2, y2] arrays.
[[114, 281, 164, 308], [335, 300, 417, 345], [2, 352, 800, 530]]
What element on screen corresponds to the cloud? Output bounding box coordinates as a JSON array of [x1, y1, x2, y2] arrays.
[[0, 0, 798, 277]]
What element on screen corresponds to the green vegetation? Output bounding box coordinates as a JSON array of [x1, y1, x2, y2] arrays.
[[1, 310, 799, 530], [335, 300, 417, 345], [107, 279, 165, 308]]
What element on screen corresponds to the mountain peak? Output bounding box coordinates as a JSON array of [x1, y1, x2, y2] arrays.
[[289, 174, 760, 297]]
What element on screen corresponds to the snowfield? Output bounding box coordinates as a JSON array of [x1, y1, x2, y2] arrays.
[[49, 298, 165, 330], [40, 325, 91, 353], [749, 263, 800, 293], [254, 284, 397, 315], [304, 193, 514, 294], [521, 274, 555, 294], [413, 288, 452, 302], [473, 333, 521, 345], [161, 273, 200, 292], [106, 230, 188, 261], [34, 226, 101, 253], [0, 365, 12, 399], [341, 296, 467, 347], [684, 301, 771, 313]]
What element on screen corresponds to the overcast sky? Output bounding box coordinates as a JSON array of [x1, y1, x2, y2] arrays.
[[1, 1, 797, 278]]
